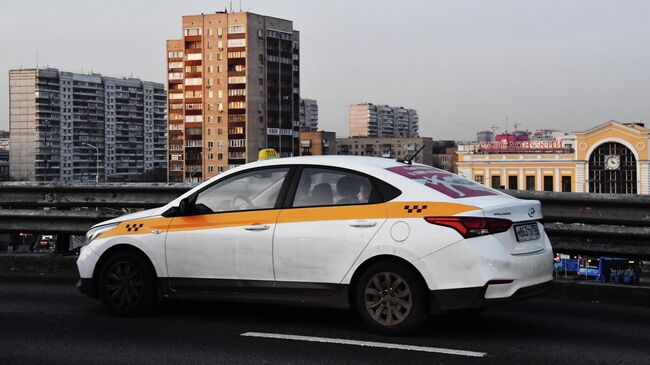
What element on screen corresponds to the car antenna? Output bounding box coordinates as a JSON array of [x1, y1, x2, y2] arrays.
[[397, 144, 426, 165]]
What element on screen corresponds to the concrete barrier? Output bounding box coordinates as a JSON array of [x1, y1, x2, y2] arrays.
[[0, 254, 77, 274]]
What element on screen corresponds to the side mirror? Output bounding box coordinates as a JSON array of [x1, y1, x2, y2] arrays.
[[178, 196, 195, 215], [162, 194, 197, 218]]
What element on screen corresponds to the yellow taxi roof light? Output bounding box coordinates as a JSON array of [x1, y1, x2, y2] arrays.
[[258, 148, 278, 160]]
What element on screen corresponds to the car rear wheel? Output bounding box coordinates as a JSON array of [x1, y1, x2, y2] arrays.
[[354, 260, 429, 335], [99, 251, 156, 317]]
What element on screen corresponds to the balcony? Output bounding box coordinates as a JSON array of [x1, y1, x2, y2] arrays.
[[185, 140, 203, 148]]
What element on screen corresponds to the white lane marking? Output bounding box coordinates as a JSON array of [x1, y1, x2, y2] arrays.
[[241, 332, 486, 358]]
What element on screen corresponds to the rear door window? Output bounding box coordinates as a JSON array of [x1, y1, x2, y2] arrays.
[[386, 165, 497, 199], [292, 168, 374, 207]]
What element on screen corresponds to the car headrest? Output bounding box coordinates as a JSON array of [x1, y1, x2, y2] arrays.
[[337, 176, 361, 198], [311, 183, 333, 205]]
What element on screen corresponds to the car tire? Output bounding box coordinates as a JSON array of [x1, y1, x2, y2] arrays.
[[98, 251, 157, 317], [354, 260, 429, 335]]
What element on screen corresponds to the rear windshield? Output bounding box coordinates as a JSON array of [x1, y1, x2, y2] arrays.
[[386, 165, 497, 199]]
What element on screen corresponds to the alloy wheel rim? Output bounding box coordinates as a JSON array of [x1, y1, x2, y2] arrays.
[[364, 272, 412, 326], [104, 261, 144, 309]]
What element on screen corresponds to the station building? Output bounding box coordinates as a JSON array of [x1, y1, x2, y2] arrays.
[[456, 121, 650, 194]]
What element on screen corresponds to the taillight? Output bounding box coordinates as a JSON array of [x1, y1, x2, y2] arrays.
[[424, 216, 512, 238]]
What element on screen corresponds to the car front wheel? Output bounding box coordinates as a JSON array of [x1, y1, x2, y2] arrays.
[[354, 260, 429, 335], [98, 251, 156, 317]]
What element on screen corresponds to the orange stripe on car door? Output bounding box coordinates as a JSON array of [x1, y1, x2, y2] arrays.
[[100, 201, 480, 238]]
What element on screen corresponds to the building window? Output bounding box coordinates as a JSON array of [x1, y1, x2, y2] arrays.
[[228, 51, 246, 58], [228, 76, 246, 84], [184, 78, 202, 86], [229, 139, 246, 148], [227, 39, 246, 47], [588, 142, 636, 194], [544, 176, 554, 191], [474, 175, 484, 184], [561, 176, 572, 192], [183, 28, 202, 36], [526, 176, 535, 191], [228, 25, 246, 34], [186, 53, 202, 61], [491, 176, 501, 189], [508, 175, 518, 190]]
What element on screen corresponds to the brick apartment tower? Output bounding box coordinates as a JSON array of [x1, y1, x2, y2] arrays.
[[349, 103, 419, 138], [166, 11, 300, 183]]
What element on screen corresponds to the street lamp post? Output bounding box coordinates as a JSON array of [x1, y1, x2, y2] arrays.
[[82, 142, 100, 184]]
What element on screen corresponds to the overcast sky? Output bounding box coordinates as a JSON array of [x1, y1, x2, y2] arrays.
[[1, 0, 649, 140]]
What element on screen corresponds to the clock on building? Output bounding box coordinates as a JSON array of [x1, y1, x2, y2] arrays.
[[604, 154, 621, 170]]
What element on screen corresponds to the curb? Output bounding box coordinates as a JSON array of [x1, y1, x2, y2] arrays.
[[545, 279, 650, 307]]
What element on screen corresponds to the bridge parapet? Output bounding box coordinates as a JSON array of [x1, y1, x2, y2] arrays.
[[0, 183, 648, 258]]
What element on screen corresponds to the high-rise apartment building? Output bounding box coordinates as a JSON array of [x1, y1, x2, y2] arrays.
[[299, 98, 318, 131], [336, 137, 433, 165], [166, 11, 300, 183], [9, 68, 167, 182], [349, 103, 419, 138]]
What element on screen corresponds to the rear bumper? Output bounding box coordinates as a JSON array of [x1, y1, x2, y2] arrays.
[[431, 279, 553, 311]]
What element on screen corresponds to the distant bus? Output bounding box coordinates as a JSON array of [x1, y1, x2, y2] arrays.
[[577, 257, 640, 284]]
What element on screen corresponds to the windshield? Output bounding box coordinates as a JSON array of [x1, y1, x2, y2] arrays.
[[386, 165, 497, 199]]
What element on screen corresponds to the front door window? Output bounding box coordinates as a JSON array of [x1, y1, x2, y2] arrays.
[[194, 168, 289, 213]]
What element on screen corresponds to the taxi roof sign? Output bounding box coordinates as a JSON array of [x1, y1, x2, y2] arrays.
[[258, 148, 278, 160]]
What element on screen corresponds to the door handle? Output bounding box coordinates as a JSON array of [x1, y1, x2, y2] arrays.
[[244, 224, 270, 231], [349, 220, 377, 228]]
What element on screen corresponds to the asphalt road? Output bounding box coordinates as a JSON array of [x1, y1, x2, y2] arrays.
[[0, 276, 648, 364]]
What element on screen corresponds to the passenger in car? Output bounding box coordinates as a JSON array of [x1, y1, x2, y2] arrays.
[[336, 176, 362, 205]]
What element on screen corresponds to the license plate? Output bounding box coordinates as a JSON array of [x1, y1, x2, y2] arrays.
[[514, 223, 540, 242]]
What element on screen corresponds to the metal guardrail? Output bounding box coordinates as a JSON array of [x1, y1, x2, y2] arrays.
[[0, 182, 193, 234], [0, 182, 191, 209], [504, 190, 650, 257], [0, 182, 648, 258]]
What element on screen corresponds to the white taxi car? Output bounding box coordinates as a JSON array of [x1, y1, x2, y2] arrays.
[[77, 155, 553, 335]]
